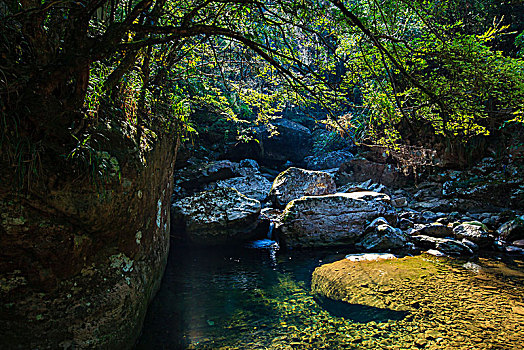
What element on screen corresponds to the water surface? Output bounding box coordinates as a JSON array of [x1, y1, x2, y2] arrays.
[[137, 244, 524, 349]]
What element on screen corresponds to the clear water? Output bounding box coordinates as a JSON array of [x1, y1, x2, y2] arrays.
[[136, 243, 524, 350]]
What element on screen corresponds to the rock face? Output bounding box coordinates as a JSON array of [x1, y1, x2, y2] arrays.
[[279, 192, 392, 248], [214, 174, 272, 202], [305, 150, 354, 170], [268, 167, 336, 208], [171, 187, 261, 246], [0, 137, 174, 349], [227, 120, 313, 166]]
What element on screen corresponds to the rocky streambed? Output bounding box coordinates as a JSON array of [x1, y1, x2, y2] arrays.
[[137, 246, 524, 349], [136, 153, 524, 349], [169, 155, 524, 256]]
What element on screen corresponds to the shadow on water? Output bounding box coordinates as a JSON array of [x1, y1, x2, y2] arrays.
[[135, 243, 349, 349], [313, 295, 409, 323], [135, 242, 524, 349]]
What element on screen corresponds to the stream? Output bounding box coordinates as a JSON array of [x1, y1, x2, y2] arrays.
[[136, 241, 524, 349]]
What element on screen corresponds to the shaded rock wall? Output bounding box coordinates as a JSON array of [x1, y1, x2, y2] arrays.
[[0, 137, 175, 349]]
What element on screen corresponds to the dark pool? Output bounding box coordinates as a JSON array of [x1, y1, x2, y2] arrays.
[[136, 242, 524, 350]]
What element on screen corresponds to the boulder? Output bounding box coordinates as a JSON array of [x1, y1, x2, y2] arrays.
[[237, 159, 260, 176], [391, 197, 408, 208], [279, 191, 392, 248], [239, 158, 259, 169], [453, 222, 493, 247], [505, 245, 524, 254], [171, 188, 261, 246], [174, 160, 238, 191], [409, 223, 453, 238], [305, 150, 354, 170], [364, 217, 390, 233], [497, 216, 524, 242], [399, 218, 415, 230], [412, 235, 473, 255], [357, 224, 409, 251], [338, 179, 388, 194], [257, 119, 312, 165], [268, 167, 336, 208], [345, 253, 397, 262], [336, 158, 409, 188], [214, 174, 272, 202], [461, 239, 479, 251], [513, 239, 524, 248], [436, 239, 474, 255]]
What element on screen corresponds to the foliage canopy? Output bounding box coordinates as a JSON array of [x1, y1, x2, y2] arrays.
[[1, 0, 523, 176]]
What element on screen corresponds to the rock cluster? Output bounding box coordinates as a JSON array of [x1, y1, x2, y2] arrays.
[[171, 153, 524, 255]]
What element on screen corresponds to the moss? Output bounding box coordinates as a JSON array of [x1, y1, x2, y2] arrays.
[[109, 253, 134, 273], [74, 234, 89, 249]]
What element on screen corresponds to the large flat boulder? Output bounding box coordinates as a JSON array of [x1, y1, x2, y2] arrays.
[[171, 188, 261, 246], [279, 191, 392, 248], [311, 255, 438, 311], [269, 167, 336, 208]]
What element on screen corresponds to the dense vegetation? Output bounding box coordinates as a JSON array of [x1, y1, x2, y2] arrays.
[[1, 0, 524, 182]]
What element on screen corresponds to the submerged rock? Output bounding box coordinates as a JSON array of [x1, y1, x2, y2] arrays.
[[409, 222, 453, 238], [268, 167, 336, 208], [171, 188, 261, 245], [279, 191, 392, 248], [311, 255, 440, 311]]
